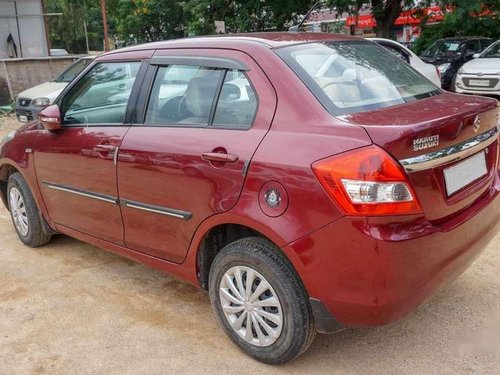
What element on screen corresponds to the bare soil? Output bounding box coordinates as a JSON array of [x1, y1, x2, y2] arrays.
[[1, 115, 499, 374]]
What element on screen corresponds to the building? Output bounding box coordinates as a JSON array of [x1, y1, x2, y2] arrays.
[[0, 1, 79, 106], [0, 0, 50, 59], [304, 4, 446, 44]]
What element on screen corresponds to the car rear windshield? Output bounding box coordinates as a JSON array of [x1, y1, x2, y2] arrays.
[[276, 41, 441, 116]]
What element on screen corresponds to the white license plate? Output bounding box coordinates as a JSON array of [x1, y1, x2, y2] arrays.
[[443, 151, 487, 196], [19, 115, 28, 123], [468, 79, 490, 87]]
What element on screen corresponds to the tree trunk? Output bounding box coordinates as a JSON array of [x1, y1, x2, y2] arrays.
[[372, 0, 403, 39], [375, 22, 393, 38]]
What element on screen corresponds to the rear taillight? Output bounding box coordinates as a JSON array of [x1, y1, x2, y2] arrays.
[[312, 146, 422, 216]]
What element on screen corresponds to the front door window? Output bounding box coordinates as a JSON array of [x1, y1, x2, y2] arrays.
[[61, 62, 141, 125]]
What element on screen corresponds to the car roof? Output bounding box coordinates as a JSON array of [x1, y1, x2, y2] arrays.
[[101, 32, 362, 57], [367, 38, 416, 55], [439, 36, 492, 41]]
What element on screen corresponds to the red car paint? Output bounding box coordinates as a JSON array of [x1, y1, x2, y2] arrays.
[[1, 33, 499, 330]]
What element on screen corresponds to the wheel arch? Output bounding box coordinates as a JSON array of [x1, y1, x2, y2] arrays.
[[190, 216, 304, 291], [0, 162, 22, 210]]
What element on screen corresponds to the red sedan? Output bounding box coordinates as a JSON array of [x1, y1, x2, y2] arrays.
[[0, 33, 499, 364]]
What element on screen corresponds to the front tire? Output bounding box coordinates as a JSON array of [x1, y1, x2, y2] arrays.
[[7, 173, 52, 247], [209, 237, 316, 364]]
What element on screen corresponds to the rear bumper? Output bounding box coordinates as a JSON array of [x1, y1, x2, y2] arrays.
[[285, 176, 500, 330]]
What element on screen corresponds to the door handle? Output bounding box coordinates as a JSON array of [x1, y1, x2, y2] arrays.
[[93, 144, 119, 165], [93, 144, 116, 153], [201, 152, 239, 163]]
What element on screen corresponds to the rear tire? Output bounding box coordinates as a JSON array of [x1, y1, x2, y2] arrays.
[[7, 173, 52, 247], [209, 237, 316, 364]]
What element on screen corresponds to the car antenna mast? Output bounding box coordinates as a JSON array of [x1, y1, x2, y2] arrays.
[[293, 1, 321, 32]]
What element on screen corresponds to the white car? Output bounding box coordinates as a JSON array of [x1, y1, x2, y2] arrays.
[[15, 56, 94, 122], [455, 40, 500, 96], [368, 38, 442, 87]]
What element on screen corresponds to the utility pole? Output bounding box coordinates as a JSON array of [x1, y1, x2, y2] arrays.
[[100, 0, 109, 52], [83, 0, 90, 53]]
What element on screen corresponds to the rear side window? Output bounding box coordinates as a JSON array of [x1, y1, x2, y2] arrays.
[[145, 65, 223, 125], [480, 39, 494, 51], [213, 70, 257, 128], [466, 39, 481, 53], [145, 65, 257, 129], [61, 61, 141, 125]]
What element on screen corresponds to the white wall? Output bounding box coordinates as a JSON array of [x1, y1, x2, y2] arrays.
[[0, 0, 48, 59]]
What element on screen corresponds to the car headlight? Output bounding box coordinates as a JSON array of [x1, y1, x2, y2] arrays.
[[458, 68, 465, 75], [437, 63, 451, 75], [32, 97, 50, 107]]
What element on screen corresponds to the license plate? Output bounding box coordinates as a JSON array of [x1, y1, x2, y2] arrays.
[[19, 115, 28, 123], [468, 79, 490, 87], [443, 151, 487, 196]]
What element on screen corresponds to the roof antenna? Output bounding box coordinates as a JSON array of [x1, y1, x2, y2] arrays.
[[289, 1, 321, 32]]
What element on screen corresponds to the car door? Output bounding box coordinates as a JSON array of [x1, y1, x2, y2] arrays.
[[117, 49, 277, 263], [34, 60, 143, 245]]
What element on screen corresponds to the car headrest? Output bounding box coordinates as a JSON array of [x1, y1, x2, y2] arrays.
[[184, 76, 218, 118]]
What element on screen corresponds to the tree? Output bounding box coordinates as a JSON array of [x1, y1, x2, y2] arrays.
[[46, 0, 89, 53], [46, 0, 113, 53], [414, 0, 500, 54], [326, 0, 417, 37], [112, 0, 186, 43], [185, 0, 313, 34]]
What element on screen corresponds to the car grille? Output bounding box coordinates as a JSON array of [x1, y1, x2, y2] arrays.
[[15, 109, 34, 121], [463, 78, 499, 89], [18, 97, 31, 107]]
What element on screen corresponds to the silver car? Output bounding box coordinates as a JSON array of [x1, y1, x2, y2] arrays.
[[15, 56, 94, 122]]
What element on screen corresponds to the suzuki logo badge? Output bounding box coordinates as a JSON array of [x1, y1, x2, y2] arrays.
[[473, 116, 481, 133]]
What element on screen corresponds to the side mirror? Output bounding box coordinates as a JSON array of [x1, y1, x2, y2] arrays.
[[38, 104, 62, 130], [472, 53, 480, 59]]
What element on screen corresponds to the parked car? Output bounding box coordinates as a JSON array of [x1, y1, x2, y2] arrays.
[[368, 38, 441, 87], [455, 40, 500, 96], [50, 48, 69, 56], [419, 37, 493, 90], [1, 33, 499, 364], [15, 56, 94, 123]]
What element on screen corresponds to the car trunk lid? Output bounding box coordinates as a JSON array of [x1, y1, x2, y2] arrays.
[[342, 93, 499, 221]]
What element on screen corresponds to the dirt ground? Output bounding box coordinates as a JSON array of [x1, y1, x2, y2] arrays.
[[0, 114, 499, 375]]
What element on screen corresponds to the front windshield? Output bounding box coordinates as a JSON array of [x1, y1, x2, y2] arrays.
[[480, 41, 500, 58], [276, 41, 440, 116], [55, 58, 92, 83], [422, 40, 465, 57]]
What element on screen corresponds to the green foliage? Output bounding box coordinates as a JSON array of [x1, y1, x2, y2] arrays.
[[47, 0, 89, 53], [112, 0, 186, 43], [46, 0, 316, 51], [413, 1, 500, 54], [46, 0, 498, 53], [180, 0, 313, 36], [414, 16, 500, 55]]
